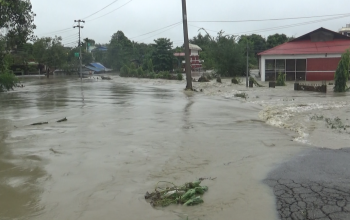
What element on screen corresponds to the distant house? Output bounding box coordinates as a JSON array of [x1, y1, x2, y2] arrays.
[[339, 24, 350, 37], [92, 46, 108, 52], [258, 28, 350, 81], [174, 44, 204, 71], [84, 62, 112, 73]]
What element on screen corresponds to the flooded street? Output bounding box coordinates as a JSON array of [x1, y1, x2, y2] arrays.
[[0, 76, 349, 219]]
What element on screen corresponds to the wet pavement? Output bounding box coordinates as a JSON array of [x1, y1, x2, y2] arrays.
[[0, 75, 349, 220], [265, 148, 350, 220]]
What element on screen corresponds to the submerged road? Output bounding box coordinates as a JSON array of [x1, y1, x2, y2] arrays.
[[1, 75, 350, 220]]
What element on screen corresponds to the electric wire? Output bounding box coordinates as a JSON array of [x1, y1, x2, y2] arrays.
[[137, 23, 182, 42], [189, 12, 350, 23], [86, 0, 133, 22], [229, 14, 350, 36], [83, 0, 121, 19], [130, 22, 182, 39]]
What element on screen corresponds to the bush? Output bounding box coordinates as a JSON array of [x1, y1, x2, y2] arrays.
[[0, 70, 19, 92], [334, 50, 350, 92], [276, 72, 286, 86], [177, 73, 183, 81], [158, 71, 170, 79], [137, 67, 144, 78], [120, 65, 130, 77], [130, 69, 138, 77], [149, 72, 156, 79]]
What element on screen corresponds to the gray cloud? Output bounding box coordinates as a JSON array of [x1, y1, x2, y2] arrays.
[[31, 0, 350, 47]]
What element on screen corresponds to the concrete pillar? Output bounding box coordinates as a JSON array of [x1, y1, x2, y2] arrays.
[[261, 56, 266, 82]]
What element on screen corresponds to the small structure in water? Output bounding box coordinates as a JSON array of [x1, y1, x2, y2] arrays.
[[84, 62, 112, 74]]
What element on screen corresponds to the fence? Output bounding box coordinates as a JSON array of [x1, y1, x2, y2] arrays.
[[294, 82, 327, 93]]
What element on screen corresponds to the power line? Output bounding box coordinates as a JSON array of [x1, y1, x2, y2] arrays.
[[83, 0, 121, 19], [189, 12, 350, 23], [230, 15, 350, 36], [86, 0, 133, 22], [189, 24, 219, 33], [38, 28, 73, 36], [130, 22, 182, 39], [137, 23, 182, 42]]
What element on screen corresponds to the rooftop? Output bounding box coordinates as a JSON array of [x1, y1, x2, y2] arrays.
[[259, 28, 350, 56]]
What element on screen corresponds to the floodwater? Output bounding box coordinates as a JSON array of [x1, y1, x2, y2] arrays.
[[0, 75, 347, 220]]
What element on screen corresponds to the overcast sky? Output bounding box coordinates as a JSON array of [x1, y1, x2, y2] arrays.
[[31, 0, 350, 47]]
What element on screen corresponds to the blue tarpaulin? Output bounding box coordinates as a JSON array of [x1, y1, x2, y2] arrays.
[[90, 63, 106, 70]]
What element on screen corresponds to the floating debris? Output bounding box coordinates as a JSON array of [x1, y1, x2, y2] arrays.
[[101, 76, 112, 80], [30, 122, 48, 126], [145, 180, 208, 207], [235, 93, 248, 99], [57, 117, 67, 123]]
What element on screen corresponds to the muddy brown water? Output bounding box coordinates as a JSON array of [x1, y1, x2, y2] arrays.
[[0, 76, 319, 220]]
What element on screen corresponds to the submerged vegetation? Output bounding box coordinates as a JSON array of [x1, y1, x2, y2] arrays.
[[0, 69, 19, 92], [145, 180, 208, 207], [310, 114, 350, 133], [276, 72, 286, 86], [120, 63, 182, 80]]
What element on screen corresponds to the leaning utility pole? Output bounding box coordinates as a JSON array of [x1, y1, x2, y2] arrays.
[[181, 0, 192, 90], [74, 20, 85, 80]]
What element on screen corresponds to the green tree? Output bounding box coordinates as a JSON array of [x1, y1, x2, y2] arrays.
[[266, 33, 289, 49], [0, 0, 36, 43], [0, 0, 36, 70], [132, 42, 153, 65], [32, 36, 67, 69], [212, 32, 245, 76], [107, 31, 133, 70], [151, 38, 174, 72], [239, 34, 266, 67], [190, 32, 215, 69], [334, 50, 350, 92]]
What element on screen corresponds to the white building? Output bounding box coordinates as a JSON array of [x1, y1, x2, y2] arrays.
[[339, 24, 350, 37]]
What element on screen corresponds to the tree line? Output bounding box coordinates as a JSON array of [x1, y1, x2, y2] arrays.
[[1, 0, 348, 92]]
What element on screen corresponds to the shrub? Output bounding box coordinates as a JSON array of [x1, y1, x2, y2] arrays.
[[0, 70, 19, 92], [149, 72, 156, 79], [276, 72, 286, 86], [120, 65, 130, 77], [130, 69, 138, 77], [334, 50, 350, 92], [137, 67, 144, 78], [177, 73, 183, 81], [158, 71, 170, 79]]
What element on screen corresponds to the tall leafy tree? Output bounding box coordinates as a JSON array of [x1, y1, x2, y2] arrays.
[[107, 31, 133, 70], [0, 0, 36, 48], [211, 32, 245, 76], [190, 32, 215, 69], [151, 38, 174, 72], [32, 36, 67, 68], [239, 34, 267, 67], [266, 33, 289, 49], [0, 0, 36, 71]]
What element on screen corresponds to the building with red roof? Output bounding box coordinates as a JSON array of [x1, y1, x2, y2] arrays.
[[258, 28, 350, 81]]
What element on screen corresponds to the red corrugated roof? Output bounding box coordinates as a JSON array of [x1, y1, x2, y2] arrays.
[[258, 27, 350, 56], [258, 39, 350, 55]]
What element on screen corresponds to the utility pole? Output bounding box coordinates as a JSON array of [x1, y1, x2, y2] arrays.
[[74, 20, 85, 80], [181, 0, 192, 90], [246, 44, 249, 88]]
